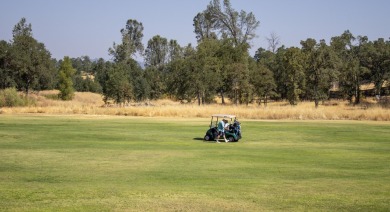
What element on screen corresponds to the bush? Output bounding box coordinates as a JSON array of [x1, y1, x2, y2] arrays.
[[0, 88, 29, 107]]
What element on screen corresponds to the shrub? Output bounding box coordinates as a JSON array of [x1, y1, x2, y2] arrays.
[[0, 88, 29, 107]]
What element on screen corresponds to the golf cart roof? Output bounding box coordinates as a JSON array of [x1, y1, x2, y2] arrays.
[[211, 114, 236, 118]]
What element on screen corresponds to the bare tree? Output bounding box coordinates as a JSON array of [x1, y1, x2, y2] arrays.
[[205, 0, 260, 47], [266, 32, 280, 53]]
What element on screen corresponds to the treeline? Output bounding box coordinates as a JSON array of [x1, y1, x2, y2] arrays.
[[1, 0, 389, 107]]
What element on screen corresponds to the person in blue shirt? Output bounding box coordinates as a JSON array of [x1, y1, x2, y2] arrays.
[[216, 119, 229, 143]]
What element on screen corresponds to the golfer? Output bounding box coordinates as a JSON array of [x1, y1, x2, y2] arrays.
[[216, 119, 229, 143]]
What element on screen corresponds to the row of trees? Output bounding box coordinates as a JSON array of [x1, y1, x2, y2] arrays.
[[1, 0, 389, 107]]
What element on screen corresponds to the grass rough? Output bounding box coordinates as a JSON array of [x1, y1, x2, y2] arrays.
[[0, 115, 389, 211]]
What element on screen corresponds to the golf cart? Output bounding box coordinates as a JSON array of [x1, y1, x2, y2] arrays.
[[204, 114, 242, 142]]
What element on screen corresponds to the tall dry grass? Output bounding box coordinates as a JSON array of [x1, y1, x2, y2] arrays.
[[1, 90, 389, 121]]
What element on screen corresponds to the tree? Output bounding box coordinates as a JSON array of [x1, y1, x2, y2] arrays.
[[58, 57, 76, 100], [104, 63, 133, 105], [301, 39, 339, 107], [144, 35, 169, 68], [109, 19, 144, 62], [144, 66, 165, 100], [272, 46, 289, 100], [9, 18, 56, 95], [168, 40, 183, 62], [193, 11, 217, 42], [12, 17, 32, 37], [194, 38, 222, 105], [266, 32, 280, 53], [94, 58, 112, 103], [249, 58, 277, 106], [134, 76, 150, 102], [331, 30, 364, 104], [206, 0, 260, 47], [165, 44, 199, 102], [282, 47, 306, 105], [359, 38, 390, 98], [0, 40, 16, 89]]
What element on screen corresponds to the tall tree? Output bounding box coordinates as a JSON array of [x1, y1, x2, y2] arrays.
[[249, 58, 277, 106], [109, 19, 144, 62], [104, 63, 133, 105], [282, 47, 306, 105], [266, 32, 281, 53], [205, 0, 260, 47], [194, 38, 222, 105], [193, 11, 217, 42], [144, 35, 169, 68], [218, 40, 251, 105], [359, 38, 390, 98], [168, 40, 183, 62], [58, 57, 76, 100], [94, 59, 114, 103], [144, 66, 165, 100], [9, 18, 56, 95], [331, 30, 364, 104], [166, 44, 197, 102], [301, 39, 339, 107], [269, 46, 288, 100], [12, 17, 32, 37]]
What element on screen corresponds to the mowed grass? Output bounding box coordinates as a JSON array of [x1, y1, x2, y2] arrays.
[[0, 115, 389, 211]]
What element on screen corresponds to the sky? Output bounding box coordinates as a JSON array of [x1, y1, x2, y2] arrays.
[[1, 0, 390, 61]]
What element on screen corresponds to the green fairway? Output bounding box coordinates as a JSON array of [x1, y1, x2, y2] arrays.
[[0, 115, 389, 211]]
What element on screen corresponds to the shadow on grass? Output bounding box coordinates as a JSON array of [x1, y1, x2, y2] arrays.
[[193, 137, 221, 143], [193, 137, 204, 141]]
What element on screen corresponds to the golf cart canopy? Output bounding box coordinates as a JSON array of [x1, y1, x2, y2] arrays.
[[211, 114, 236, 119]]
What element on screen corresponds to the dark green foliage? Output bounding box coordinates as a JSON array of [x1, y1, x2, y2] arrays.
[[58, 57, 76, 100], [0, 40, 16, 89], [144, 35, 169, 68], [249, 58, 277, 106], [330, 31, 363, 104], [359, 38, 390, 97], [134, 76, 151, 102], [165, 57, 195, 102], [73, 75, 102, 93], [8, 18, 56, 95], [104, 63, 133, 104], [109, 19, 144, 62], [301, 39, 339, 107], [102, 59, 144, 105], [3, 14, 390, 108], [145, 66, 165, 100], [282, 47, 306, 105]]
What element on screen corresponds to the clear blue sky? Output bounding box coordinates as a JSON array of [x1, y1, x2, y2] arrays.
[[1, 0, 389, 61]]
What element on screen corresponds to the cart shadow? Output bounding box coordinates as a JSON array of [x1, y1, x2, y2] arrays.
[[193, 137, 204, 141], [193, 137, 218, 143]]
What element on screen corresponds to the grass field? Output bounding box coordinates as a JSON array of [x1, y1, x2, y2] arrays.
[[0, 115, 389, 211]]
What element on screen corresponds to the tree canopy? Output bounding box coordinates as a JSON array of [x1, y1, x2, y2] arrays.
[[1, 8, 389, 108]]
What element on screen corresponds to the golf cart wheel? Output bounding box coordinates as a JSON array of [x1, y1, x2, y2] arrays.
[[204, 135, 211, 141], [228, 137, 235, 142]]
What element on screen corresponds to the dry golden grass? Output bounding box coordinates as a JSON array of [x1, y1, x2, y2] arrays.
[[1, 90, 389, 121]]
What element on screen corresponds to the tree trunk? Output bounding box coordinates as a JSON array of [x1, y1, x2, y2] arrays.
[[235, 89, 238, 106], [264, 95, 268, 107], [197, 92, 201, 106], [220, 90, 225, 104], [25, 83, 30, 98], [354, 82, 360, 105], [375, 81, 383, 101]]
